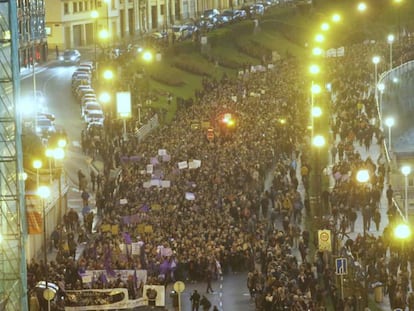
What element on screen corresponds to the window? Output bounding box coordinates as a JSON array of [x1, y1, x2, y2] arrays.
[[84, 1, 88, 10], [79, 1, 83, 11], [73, 2, 77, 12], [160, 4, 164, 15], [64, 3, 69, 14]]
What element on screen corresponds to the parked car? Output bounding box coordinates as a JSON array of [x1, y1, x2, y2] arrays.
[[202, 8, 220, 19], [36, 117, 56, 137], [80, 94, 97, 106], [59, 49, 81, 65], [82, 102, 102, 118], [197, 17, 216, 31], [171, 25, 191, 41], [220, 10, 237, 23], [234, 9, 247, 20], [84, 109, 105, 124]]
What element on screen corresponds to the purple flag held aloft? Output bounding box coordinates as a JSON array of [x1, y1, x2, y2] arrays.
[[123, 232, 132, 244], [159, 259, 171, 275], [130, 155, 141, 162], [140, 204, 150, 212], [150, 157, 159, 165], [122, 215, 131, 225]]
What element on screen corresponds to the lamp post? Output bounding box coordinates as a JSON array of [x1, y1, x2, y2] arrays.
[[377, 83, 385, 125], [104, 0, 110, 37], [394, 223, 411, 275], [388, 34, 394, 70], [372, 56, 380, 100], [356, 169, 370, 308], [357, 2, 367, 12], [33, 160, 42, 190], [401, 165, 411, 220], [310, 83, 321, 138], [312, 135, 325, 220], [45, 149, 53, 184], [394, 0, 403, 45], [91, 10, 99, 68], [37, 186, 50, 285], [385, 116, 395, 152], [53, 148, 65, 218]]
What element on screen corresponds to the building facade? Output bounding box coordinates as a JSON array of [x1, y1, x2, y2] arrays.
[[45, 0, 234, 49], [17, 0, 48, 68]]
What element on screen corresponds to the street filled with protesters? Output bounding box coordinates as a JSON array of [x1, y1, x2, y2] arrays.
[[26, 38, 414, 311]]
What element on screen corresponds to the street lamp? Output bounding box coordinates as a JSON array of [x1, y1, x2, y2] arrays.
[[320, 22, 330, 32], [33, 159, 42, 189], [58, 138, 67, 148], [394, 222, 410, 273], [356, 168, 370, 308], [401, 165, 411, 220], [385, 116, 395, 151], [312, 47, 323, 56], [45, 149, 54, 184], [53, 148, 65, 219], [37, 185, 50, 280], [331, 13, 341, 23], [388, 34, 395, 70], [91, 10, 99, 68], [103, 69, 114, 80], [310, 83, 321, 137], [357, 2, 367, 12], [394, 0, 403, 45], [372, 56, 380, 99], [377, 83, 385, 122], [314, 33, 325, 43], [312, 135, 325, 219]]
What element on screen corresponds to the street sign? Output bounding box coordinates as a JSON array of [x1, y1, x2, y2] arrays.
[[335, 258, 347, 275], [173, 281, 185, 293]]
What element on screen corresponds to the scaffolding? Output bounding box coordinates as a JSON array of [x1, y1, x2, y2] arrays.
[[0, 0, 28, 309]]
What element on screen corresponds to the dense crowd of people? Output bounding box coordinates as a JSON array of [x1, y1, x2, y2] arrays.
[[26, 37, 414, 311]]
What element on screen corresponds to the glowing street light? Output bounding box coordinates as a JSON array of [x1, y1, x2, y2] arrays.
[[309, 64, 320, 75], [33, 160, 42, 189], [312, 106, 322, 118], [372, 56, 380, 99], [385, 116, 395, 151], [321, 23, 330, 31], [401, 165, 411, 220], [377, 83, 385, 120], [315, 33, 325, 43], [99, 92, 111, 104], [331, 13, 341, 23], [388, 34, 395, 70], [58, 138, 67, 148], [394, 223, 411, 240], [142, 50, 153, 62], [312, 47, 323, 56], [103, 69, 114, 80], [357, 2, 367, 12]]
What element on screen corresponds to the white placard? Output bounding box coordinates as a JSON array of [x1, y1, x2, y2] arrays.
[[185, 192, 195, 200], [161, 180, 171, 188], [143, 181, 151, 188], [178, 161, 188, 169], [120, 198, 128, 205], [146, 164, 153, 174], [158, 149, 167, 156], [150, 179, 161, 187]]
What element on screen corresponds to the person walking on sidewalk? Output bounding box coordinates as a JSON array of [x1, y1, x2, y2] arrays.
[[190, 290, 201, 311], [90, 170, 96, 192], [386, 184, 394, 207], [206, 268, 214, 293]]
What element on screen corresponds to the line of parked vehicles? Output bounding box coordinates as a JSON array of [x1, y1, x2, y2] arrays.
[[71, 61, 105, 132]]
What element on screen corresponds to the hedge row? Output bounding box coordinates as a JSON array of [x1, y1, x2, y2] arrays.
[[172, 58, 212, 77]]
